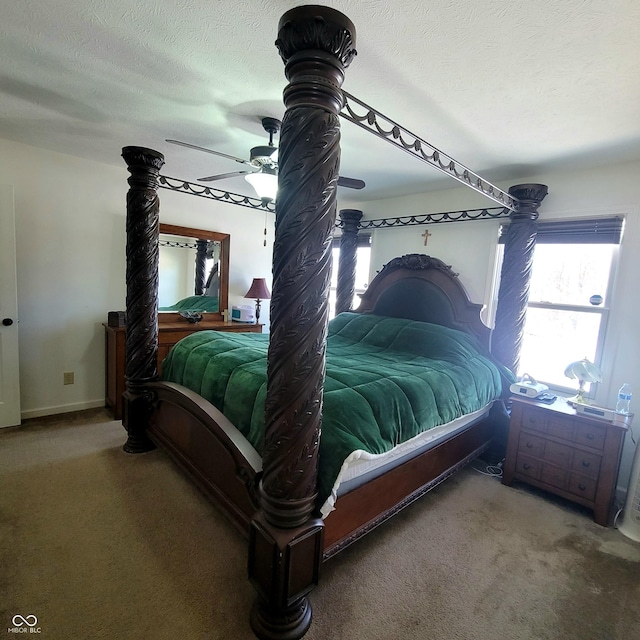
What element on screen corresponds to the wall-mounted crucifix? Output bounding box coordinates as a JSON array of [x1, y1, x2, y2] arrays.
[[422, 229, 432, 246]]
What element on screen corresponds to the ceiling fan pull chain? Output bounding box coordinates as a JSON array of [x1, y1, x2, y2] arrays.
[[263, 210, 268, 247]]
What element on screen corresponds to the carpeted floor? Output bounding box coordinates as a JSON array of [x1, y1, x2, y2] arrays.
[[1, 409, 639, 639]]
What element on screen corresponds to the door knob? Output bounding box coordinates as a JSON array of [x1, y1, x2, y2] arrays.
[[2, 318, 14, 326]]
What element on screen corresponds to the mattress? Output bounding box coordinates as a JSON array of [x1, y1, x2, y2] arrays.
[[320, 405, 490, 517]]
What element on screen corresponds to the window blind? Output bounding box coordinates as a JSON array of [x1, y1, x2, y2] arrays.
[[499, 216, 624, 244]]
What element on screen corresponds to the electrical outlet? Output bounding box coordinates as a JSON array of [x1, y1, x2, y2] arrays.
[[63, 371, 74, 385]]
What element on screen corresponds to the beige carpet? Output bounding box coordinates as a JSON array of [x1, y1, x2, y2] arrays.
[[1, 409, 639, 640]]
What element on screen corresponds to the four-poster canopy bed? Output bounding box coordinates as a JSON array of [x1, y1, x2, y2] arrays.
[[120, 5, 548, 639]]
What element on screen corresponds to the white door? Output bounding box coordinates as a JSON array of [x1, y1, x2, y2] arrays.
[[0, 185, 20, 427]]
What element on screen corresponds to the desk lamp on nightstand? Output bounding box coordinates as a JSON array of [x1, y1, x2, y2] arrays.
[[244, 278, 271, 324], [564, 357, 602, 405]]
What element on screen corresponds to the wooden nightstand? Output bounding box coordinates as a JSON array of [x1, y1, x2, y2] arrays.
[[502, 396, 631, 526], [104, 319, 263, 420]]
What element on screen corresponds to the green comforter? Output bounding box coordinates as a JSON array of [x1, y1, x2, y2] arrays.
[[161, 312, 514, 508], [159, 294, 219, 312]]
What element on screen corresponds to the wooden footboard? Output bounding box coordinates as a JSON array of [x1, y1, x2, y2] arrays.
[[322, 417, 492, 558], [142, 381, 497, 559], [145, 382, 261, 536]]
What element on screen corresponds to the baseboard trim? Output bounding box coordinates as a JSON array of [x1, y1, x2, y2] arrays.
[[21, 400, 106, 420]]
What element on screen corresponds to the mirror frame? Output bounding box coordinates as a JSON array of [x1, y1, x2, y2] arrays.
[[158, 223, 230, 322]]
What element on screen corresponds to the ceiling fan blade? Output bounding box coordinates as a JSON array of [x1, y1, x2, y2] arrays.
[[166, 139, 253, 165], [198, 170, 257, 182], [337, 176, 366, 190]]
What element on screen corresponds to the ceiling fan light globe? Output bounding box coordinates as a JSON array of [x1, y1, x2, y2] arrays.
[[245, 171, 278, 201]]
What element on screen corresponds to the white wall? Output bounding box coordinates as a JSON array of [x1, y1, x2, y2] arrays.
[[354, 161, 640, 494], [0, 137, 273, 419], [369, 221, 502, 325]]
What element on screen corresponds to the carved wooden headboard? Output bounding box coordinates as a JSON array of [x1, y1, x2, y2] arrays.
[[355, 254, 491, 350]]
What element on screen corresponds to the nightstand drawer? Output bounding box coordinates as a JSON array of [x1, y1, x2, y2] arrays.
[[568, 474, 597, 501], [515, 455, 541, 480], [571, 451, 601, 478], [575, 423, 606, 450], [542, 440, 574, 468], [547, 417, 576, 442], [518, 433, 545, 458], [540, 464, 569, 490], [520, 410, 547, 434]]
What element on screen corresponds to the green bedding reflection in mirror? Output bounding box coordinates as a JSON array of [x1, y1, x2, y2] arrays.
[[159, 295, 220, 313]]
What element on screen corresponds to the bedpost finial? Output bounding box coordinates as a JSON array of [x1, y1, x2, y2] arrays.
[[121, 146, 165, 172], [276, 6, 357, 68], [508, 183, 548, 220]]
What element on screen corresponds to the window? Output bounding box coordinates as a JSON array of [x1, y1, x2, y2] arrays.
[[329, 235, 372, 318], [504, 217, 623, 392]]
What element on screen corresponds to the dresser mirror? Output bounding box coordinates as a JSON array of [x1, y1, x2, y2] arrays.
[[158, 223, 230, 320]]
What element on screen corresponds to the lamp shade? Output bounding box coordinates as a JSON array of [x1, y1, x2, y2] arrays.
[[564, 358, 602, 384], [245, 168, 278, 201], [245, 278, 271, 300], [564, 357, 602, 404]]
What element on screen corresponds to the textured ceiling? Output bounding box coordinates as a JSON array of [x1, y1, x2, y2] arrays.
[[2, 0, 639, 203]]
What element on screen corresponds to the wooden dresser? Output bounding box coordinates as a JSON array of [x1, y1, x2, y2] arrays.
[[502, 396, 630, 526], [104, 318, 263, 419]]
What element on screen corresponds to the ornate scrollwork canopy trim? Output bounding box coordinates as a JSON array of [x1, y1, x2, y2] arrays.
[[381, 253, 458, 277], [339, 92, 519, 211], [158, 175, 275, 212], [341, 207, 510, 230]]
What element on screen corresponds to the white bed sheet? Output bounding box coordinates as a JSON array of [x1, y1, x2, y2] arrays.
[[320, 405, 491, 518]]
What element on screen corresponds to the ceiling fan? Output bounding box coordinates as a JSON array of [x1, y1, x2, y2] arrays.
[[166, 117, 365, 201]]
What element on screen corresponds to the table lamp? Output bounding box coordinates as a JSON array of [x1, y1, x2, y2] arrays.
[[244, 278, 271, 324], [564, 357, 602, 405]]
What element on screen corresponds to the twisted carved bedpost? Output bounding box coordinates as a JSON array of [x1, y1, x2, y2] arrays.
[[492, 183, 548, 374], [121, 146, 164, 454], [194, 238, 208, 295], [247, 7, 356, 640], [335, 209, 363, 314]]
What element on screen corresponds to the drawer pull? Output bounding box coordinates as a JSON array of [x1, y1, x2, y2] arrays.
[[523, 463, 531, 470], [586, 433, 595, 440], [578, 483, 586, 491], [582, 460, 591, 468], [526, 442, 534, 448]]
